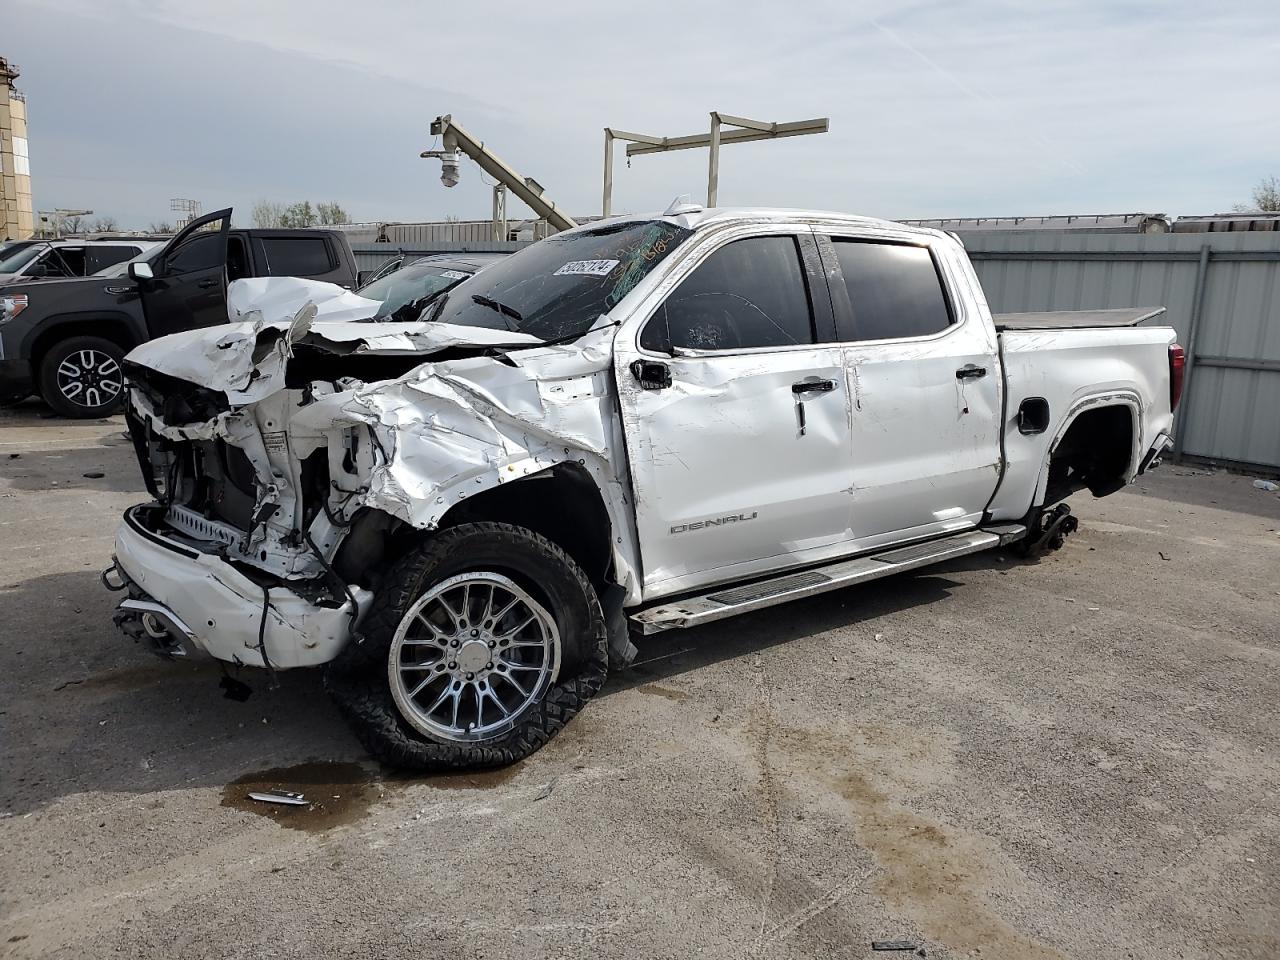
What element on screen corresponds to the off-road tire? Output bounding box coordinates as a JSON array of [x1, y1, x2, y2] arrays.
[[326, 521, 609, 771], [39, 336, 127, 418]]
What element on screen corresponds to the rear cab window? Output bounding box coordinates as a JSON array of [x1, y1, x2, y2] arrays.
[[256, 236, 336, 277], [827, 238, 954, 341]]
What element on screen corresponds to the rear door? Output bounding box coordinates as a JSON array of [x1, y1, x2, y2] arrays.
[[614, 228, 856, 597], [138, 209, 231, 339], [820, 231, 1002, 544]]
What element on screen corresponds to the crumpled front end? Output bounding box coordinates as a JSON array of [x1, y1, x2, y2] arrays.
[[109, 277, 631, 670]]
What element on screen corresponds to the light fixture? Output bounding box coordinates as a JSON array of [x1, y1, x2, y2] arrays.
[[439, 149, 462, 188]]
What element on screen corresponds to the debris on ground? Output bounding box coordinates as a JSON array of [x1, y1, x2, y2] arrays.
[[81, 471, 105, 479], [534, 776, 560, 801], [248, 790, 308, 807], [1254, 479, 1280, 492], [871, 940, 922, 952]]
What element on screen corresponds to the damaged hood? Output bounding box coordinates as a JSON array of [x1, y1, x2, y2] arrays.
[[125, 276, 545, 405], [125, 276, 621, 535]]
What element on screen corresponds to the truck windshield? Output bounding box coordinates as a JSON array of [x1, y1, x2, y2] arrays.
[[428, 220, 691, 341]]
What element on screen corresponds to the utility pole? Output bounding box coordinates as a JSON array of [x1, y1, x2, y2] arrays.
[[602, 112, 829, 217]]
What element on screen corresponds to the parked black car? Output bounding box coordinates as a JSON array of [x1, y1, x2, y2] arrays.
[[0, 209, 358, 417]]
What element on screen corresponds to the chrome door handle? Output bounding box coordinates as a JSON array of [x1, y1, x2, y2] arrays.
[[955, 364, 987, 380], [792, 378, 837, 394]]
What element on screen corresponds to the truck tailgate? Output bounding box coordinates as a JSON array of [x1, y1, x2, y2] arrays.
[[993, 307, 1165, 330]]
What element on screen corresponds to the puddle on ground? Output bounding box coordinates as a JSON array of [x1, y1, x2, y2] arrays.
[[635, 682, 690, 702], [222, 759, 525, 831], [221, 761, 384, 832]]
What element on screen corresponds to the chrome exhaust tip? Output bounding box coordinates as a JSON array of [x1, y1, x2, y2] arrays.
[[113, 598, 199, 659]]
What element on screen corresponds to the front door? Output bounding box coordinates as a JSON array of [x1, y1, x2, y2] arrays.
[[138, 208, 231, 339], [820, 233, 1002, 544], [615, 231, 855, 597]]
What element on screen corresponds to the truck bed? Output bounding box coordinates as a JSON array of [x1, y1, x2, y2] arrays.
[[993, 307, 1165, 331]]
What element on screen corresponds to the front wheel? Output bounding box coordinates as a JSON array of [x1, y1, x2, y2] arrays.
[[327, 522, 609, 771], [38, 336, 127, 418]]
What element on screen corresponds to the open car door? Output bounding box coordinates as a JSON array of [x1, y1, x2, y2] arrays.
[[135, 208, 232, 339]]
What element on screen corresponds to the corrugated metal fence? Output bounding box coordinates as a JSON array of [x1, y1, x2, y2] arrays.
[[963, 231, 1280, 471], [353, 233, 1279, 471]]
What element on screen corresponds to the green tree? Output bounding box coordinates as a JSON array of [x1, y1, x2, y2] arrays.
[[316, 201, 350, 225], [280, 201, 317, 228]]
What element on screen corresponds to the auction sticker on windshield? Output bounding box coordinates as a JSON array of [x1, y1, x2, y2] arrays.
[[554, 259, 619, 277], [440, 270, 468, 280]]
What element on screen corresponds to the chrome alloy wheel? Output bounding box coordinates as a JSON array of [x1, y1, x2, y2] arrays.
[[388, 572, 560, 742], [56, 349, 123, 409]]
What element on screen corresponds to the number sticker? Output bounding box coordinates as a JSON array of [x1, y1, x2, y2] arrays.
[[554, 259, 620, 277]]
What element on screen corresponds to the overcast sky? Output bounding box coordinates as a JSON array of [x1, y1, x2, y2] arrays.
[[6, 0, 1278, 228]]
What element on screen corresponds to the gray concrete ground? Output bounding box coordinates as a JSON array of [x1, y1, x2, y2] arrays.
[[1, 396, 1278, 960]]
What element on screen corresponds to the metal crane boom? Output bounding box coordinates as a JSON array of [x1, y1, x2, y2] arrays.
[[424, 115, 578, 233]]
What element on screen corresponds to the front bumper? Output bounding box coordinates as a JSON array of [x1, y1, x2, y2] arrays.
[[110, 504, 370, 669]]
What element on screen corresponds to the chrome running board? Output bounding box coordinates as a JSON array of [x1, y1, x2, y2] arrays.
[[629, 526, 1023, 634]]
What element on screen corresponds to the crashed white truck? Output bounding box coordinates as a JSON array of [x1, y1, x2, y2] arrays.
[[105, 206, 1185, 769]]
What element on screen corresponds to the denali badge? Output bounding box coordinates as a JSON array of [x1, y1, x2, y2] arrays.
[[670, 511, 758, 535]]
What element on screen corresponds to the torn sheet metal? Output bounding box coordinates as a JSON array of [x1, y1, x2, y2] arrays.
[[123, 275, 634, 577], [126, 277, 543, 406]]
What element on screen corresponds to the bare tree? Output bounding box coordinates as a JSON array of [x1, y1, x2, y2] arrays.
[[89, 216, 119, 233], [61, 215, 88, 235], [316, 201, 350, 225], [251, 199, 287, 229], [147, 220, 174, 234], [1233, 175, 1280, 213]]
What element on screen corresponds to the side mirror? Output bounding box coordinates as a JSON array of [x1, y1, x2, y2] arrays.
[[25, 263, 48, 277], [129, 261, 155, 281]]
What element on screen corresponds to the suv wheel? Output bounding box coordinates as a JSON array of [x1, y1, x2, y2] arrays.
[[326, 522, 609, 771], [39, 336, 127, 418]]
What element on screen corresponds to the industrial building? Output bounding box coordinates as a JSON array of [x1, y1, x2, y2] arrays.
[[0, 56, 34, 241]]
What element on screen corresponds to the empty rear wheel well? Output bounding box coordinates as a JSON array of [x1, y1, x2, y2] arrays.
[[1044, 404, 1135, 503]]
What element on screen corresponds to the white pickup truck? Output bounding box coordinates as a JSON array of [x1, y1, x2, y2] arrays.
[[106, 205, 1184, 769]]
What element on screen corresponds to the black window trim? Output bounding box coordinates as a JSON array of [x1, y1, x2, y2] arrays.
[[817, 233, 960, 345], [637, 230, 828, 357]]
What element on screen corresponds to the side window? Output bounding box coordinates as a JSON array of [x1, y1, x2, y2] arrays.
[[85, 246, 137, 273], [832, 240, 952, 341], [47, 247, 86, 276], [641, 236, 814, 352], [258, 237, 334, 277], [165, 233, 224, 274]]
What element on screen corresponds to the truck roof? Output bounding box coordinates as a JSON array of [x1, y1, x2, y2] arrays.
[[575, 206, 945, 241]]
